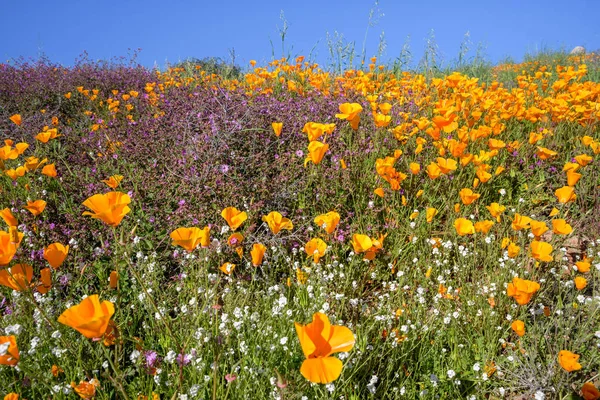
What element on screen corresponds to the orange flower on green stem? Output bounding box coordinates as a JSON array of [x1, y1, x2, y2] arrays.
[[262, 211, 293, 234], [271, 122, 283, 137], [507, 277, 540, 305], [304, 141, 329, 166], [335, 103, 362, 130], [71, 379, 100, 399], [101, 175, 124, 189], [558, 350, 582, 372], [9, 114, 22, 126], [295, 312, 355, 383], [0, 230, 23, 266], [221, 207, 247, 231], [314, 211, 340, 234], [0, 335, 19, 366], [0, 264, 33, 291], [24, 200, 47, 216], [250, 243, 266, 266], [0, 208, 17, 227], [58, 295, 115, 339], [555, 186, 576, 203], [82, 192, 131, 227], [43, 243, 69, 268], [170, 227, 210, 252], [305, 238, 327, 264], [454, 218, 475, 236], [552, 219, 573, 235], [41, 163, 57, 178]]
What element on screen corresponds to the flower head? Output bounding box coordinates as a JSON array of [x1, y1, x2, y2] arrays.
[[82, 192, 131, 227], [295, 312, 355, 383], [58, 295, 115, 339]]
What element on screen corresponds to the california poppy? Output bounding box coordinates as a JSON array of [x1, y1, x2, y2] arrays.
[[220, 262, 235, 275], [558, 350, 582, 372], [552, 219, 573, 235], [262, 212, 293, 234], [295, 312, 355, 383], [101, 175, 124, 189], [454, 218, 475, 236], [305, 238, 327, 263], [574, 276, 587, 290], [24, 200, 46, 216], [409, 162, 420, 174], [0, 335, 19, 366], [459, 188, 480, 205], [35, 128, 60, 143], [82, 192, 131, 227], [41, 163, 57, 178], [0, 230, 23, 266], [43, 243, 69, 268], [221, 207, 247, 231], [9, 114, 22, 126], [170, 227, 210, 252], [305, 141, 329, 166], [555, 186, 576, 203], [0, 208, 17, 227], [251, 243, 266, 266], [0, 264, 33, 291], [511, 214, 532, 231], [511, 320, 525, 336], [71, 379, 100, 400], [335, 103, 362, 130], [37, 267, 52, 294], [530, 221, 549, 238], [474, 220, 494, 233], [58, 295, 115, 339], [582, 382, 600, 400], [314, 212, 340, 234], [507, 277, 540, 305], [426, 207, 438, 223], [271, 122, 283, 137]]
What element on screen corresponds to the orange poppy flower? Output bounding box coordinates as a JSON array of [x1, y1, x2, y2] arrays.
[[374, 187, 385, 198], [0, 208, 17, 227], [486, 203, 505, 222], [0, 335, 19, 366], [558, 350, 582, 372], [459, 188, 480, 205], [272, 122, 283, 137], [339, 159, 347, 169], [409, 162, 420, 174], [507, 242, 520, 258], [58, 295, 115, 339], [426, 208, 438, 223], [41, 163, 57, 178], [9, 114, 22, 126], [35, 128, 61, 143], [507, 277, 540, 305], [566, 169, 582, 186], [530, 221, 549, 238], [305, 141, 329, 166], [436, 157, 457, 174], [454, 218, 475, 236], [426, 162, 441, 179], [295, 312, 355, 383], [5, 167, 27, 181], [575, 258, 591, 273], [574, 154, 593, 166], [23, 200, 46, 216], [574, 276, 587, 290], [0, 264, 33, 291], [530, 241, 553, 262], [305, 238, 327, 263], [511, 320, 525, 336], [101, 175, 124, 189], [474, 220, 494, 233], [0, 230, 23, 266], [36, 267, 52, 294], [552, 219, 573, 235], [335, 103, 362, 130], [511, 213, 532, 231], [71, 379, 100, 400], [82, 192, 131, 227], [24, 156, 47, 172], [170, 227, 210, 252], [555, 186, 576, 203], [351, 234, 373, 254], [314, 211, 340, 234], [43, 243, 69, 268], [262, 211, 293, 234], [221, 207, 247, 231], [4, 393, 19, 400], [220, 262, 235, 275], [251, 243, 266, 266], [582, 382, 600, 400]]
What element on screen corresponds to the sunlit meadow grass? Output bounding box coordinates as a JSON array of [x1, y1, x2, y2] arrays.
[[0, 51, 599, 399]]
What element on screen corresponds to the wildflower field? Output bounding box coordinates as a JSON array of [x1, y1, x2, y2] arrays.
[[1, 52, 600, 399]]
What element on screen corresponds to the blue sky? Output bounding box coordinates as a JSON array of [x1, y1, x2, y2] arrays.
[[1, 0, 598, 70]]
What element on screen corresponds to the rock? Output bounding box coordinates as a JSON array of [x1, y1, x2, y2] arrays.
[[570, 46, 586, 55]]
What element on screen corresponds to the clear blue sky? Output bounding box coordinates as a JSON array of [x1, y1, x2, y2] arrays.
[[1, 0, 598, 69]]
